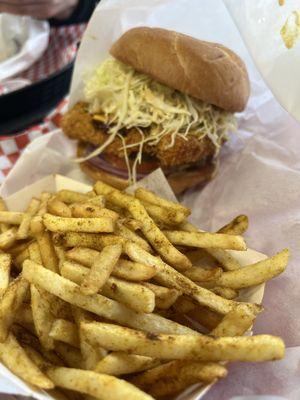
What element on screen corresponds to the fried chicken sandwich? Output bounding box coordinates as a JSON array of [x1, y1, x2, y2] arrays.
[[61, 27, 250, 193]]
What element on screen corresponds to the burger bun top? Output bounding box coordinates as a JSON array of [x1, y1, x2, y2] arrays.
[[110, 27, 250, 112]]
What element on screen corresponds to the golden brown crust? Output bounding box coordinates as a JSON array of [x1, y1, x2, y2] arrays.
[[62, 103, 215, 166], [110, 27, 250, 112], [60, 102, 106, 146], [61, 103, 147, 156], [156, 134, 215, 167]]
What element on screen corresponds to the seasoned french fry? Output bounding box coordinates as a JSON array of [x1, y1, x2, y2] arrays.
[[22, 260, 196, 335], [0, 197, 9, 232], [128, 200, 191, 271], [72, 307, 107, 369], [48, 199, 72, 218], [80, 244, 122, 295], [179, 221, 199, 232], [0, 276, 29, 341], [211, 287, 239, 300], [62, 261, 155, 313], [36, 192, 52, 216], [206, 248, 241, 271], [31, 285, 55, 350], [94, 352, 160, 376], [85, 261, 153, 308], [56, 190, 90, 204], [0, 253, 11, 296], [184, 266, 223, 283], [17, 198, 40, 240], [54, 342, 84, 369], [94, 182, 191, 270], [38, 232, 59, 273], [86, 190, 96, 197], [113, 259, 156, 281], [7, 241, 31, 257], [172, 296, 197, 314], [143, 283, 180, 310], [12, 325, 63, 366], [120, 217, 142, 231], [116, 222, 152, 252], [13, 247, 30, 270], [142, 202, 186, 225], [164, 230, 247, 251], [0, 211, 25, 225], [64, 247, 110, 268], [49, 319, 79, 348], [0, 228, 17, 250], [131, 360, 227, 397], [66, 247, 156, 281], [15, 303, 34, 329], [28, 242, 42, 264], [11, 323, 38, 345], [0, 333, 54, 389], [30, 215, 44, 234], [28, 343, 151, 399], [187, 305, 223, 331], [43, 213, 114, 233], [211, 304, 260, 337], [185, 248, 217, 265], [46, 366, 154, 400], [218, 215, 249, 235], [215, 249, 289, 289], [135, 187, 190, 217], [86, 195, 106, 207], [94, 181, 132, 207], [54, 245, 66, 273], [125, 242, 247, 315], [83, 321, 285, 362], [53, 232, 124, 250], [31, 216, 59, 272], [180, 222, 242, 271], [71, 203, 119, 221], [103, 276, 155, 313]]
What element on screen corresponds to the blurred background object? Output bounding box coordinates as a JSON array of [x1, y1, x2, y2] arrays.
[[224, 0, 300, 123], [0, 0, 98, 135]]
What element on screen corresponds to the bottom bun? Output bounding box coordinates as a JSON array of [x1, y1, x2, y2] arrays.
[[80, 160, 217, 195]]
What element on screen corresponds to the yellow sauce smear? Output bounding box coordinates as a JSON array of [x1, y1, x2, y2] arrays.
[[279, 0, 285, 5], [281, 11, 300, 48]]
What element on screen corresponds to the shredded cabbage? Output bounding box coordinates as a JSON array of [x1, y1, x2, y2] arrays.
[[81, 58, 237, 182]]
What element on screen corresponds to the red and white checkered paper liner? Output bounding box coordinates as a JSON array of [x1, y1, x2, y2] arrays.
[[0, 24, 86, 183], [19, 24, 85, 83]]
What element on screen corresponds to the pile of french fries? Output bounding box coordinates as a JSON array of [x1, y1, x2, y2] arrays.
[[0, 181, 289, 400]]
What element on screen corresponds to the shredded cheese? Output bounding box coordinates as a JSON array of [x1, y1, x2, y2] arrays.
[[80, 58, 237, 183]]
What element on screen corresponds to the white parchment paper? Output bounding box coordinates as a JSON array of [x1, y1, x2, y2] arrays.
[[224, 0, 300, 123], [1, 0, 299, 399]]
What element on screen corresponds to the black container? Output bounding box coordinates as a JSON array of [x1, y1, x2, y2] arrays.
[[0, 62, 74, 136]]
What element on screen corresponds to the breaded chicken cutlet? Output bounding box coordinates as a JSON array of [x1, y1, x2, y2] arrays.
[[61, 103, 215, 167]]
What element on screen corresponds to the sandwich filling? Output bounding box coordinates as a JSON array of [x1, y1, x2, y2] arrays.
[[75, 58, 237, 182]]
